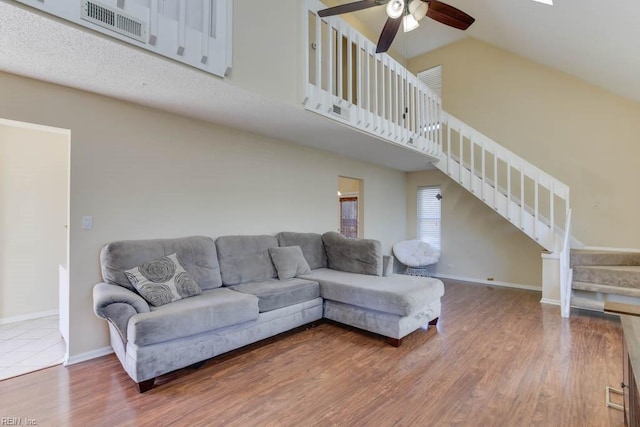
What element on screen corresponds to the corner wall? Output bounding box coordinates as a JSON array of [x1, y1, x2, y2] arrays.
[[0, 71, 407, 358], [0, 124, 68, 321]]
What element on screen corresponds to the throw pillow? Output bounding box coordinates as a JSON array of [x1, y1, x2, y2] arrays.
[[125, 253, 202, 307], [268, 246, 312, 280]]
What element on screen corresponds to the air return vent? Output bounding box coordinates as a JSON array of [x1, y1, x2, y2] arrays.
[[331, 104, 350, 121], [81, 0, 147, 43]]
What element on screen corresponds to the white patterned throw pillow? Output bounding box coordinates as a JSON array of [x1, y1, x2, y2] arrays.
[[125, 253, 202, 307]]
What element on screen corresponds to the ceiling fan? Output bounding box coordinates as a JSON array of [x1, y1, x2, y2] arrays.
[[317, 0, 475, 54]]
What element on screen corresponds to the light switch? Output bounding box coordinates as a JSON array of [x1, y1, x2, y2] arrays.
[[82, 216, 93, 230]]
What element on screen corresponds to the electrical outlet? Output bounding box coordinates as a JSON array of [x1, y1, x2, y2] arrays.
[[487, 277, 495, 281]]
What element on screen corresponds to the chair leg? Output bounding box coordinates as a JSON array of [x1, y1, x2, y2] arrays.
[[137, 378, 155, 393]]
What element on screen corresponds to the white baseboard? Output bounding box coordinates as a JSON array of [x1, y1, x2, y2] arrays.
[[64, 346, 113, 366], [433, 274, 541, 293], [540, 298, 561, 306], [581, 245, 640, 253], [0, 309, 59, 325]]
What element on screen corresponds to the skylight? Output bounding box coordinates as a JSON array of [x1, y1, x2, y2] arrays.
[[532, 0, 553, 4]]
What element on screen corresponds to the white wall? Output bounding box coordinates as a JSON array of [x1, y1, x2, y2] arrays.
[[0, 71, 407, 358], [0, 123, 68, 321]]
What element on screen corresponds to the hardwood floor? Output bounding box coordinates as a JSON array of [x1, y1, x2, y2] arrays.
[[0, 280, 624, 426]]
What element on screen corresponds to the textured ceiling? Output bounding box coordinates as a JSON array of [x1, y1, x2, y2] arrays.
[[0, 0, 637, 177], [331, 0, 640, 104], [0, 1, 435, 172]]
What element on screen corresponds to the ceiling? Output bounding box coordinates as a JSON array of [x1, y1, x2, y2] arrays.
[[332, 0, 640, 104], [0, 1, 437, 172], [0, 0, 637, 176]]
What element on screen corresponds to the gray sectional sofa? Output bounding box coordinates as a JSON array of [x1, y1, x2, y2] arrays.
[[93, 231, 444, 392]]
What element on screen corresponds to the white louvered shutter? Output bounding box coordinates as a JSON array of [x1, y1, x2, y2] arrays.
[[417, 186, 441, 250]]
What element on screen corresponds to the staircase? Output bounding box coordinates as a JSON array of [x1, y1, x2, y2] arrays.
[[570, 249, 640, 311], [437, 114, 569, 253], [303, 0, 574, 313]]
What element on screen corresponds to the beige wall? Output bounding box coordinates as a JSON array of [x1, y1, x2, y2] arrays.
[[0, 124, 68, 320], [0, 71, 407, 357], [409, 38, 640, 248], [407, 169, 542, 288], [229, 0, 301, 106]]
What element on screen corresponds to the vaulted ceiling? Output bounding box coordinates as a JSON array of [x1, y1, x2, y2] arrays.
[[0, 1, 637, 174]]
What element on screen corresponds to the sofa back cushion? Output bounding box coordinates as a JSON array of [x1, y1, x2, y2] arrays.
[[275, 232, 328, 270], [322, 232, 383, 276], [216, 235, 278, 285], [101, 236, 222, 291]]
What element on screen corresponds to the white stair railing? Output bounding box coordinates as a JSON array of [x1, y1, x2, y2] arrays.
[[560, 209, 573, 317], [439, 114, 570, 252], [302, 0, 442, 158]]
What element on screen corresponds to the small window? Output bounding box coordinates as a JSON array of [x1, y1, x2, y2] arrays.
[[417, 186, 442, 250]]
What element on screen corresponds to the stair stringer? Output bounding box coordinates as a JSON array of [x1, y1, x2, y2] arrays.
[[435, 113, 570, 253]]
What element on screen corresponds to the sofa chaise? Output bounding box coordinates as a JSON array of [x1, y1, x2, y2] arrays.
[[93, 231, 444, 392]]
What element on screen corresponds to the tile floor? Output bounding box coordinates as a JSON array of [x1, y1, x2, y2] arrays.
[[0, 315, 66, 381]]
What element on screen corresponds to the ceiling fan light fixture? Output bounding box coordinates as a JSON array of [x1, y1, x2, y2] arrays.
[[403, 14, 420, 32], [386, 0, 405, 19], [408, 0, 428, 21]]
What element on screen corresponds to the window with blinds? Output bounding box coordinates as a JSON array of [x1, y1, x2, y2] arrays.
[[417, 186, 441, 250], [417, 65, 442, 98]]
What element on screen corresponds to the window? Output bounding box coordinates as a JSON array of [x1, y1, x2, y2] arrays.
[[417, 186, 441, 250]]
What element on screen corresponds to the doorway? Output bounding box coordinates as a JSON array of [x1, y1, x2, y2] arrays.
[[0, 118, 70, 380], [338, 176, 363, 238]]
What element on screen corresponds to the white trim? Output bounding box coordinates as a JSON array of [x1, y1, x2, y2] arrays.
[[64, 346, 113, 367], [0, 309, 59, 325], [433, 274, 541, 292], [0, 117, 70, 135], [540, 298, 561, 306], [581, 245, 640, 253], [541, 252, 560, 260]]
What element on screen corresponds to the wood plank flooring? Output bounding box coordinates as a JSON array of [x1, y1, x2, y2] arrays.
[[0, 280, 624, 426]]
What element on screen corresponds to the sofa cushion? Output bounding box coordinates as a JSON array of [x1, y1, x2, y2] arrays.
[[269, 246, 312, 280], [101, 236, 222, 291], [276, 232, 328, 269], [300, 268, 444, 316], [322, 232, 383, 276], [228, 278, 320, 312], [125, 253, 202, 307], [216, 235, 278, 285], [128, 288, 259, 346]]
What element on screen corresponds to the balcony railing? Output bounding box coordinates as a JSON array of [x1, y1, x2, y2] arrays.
[[302, 0, 442, 158]]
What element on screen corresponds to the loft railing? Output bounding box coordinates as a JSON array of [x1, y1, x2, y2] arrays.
[[302, 0, 570, 255], [302, 0, 442, 158], [439, 113, 570, 252]]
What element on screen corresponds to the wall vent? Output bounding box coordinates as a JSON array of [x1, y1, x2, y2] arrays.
[[331, 104, 350, 121], [81, 0, 147, 43]]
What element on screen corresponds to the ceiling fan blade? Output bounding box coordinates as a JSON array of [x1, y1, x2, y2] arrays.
[[376, 16, 402, 53], [318, 0, 380, 18], [426, 0, 475, 30]]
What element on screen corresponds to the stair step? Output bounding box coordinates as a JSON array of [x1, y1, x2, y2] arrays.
[[570, 293, 605, 312], [573, 265, 640, 289], [570, 249, 640, 267], [572, 281, 640, 298]]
